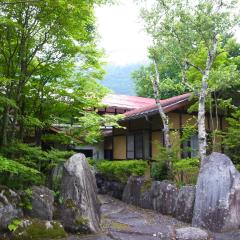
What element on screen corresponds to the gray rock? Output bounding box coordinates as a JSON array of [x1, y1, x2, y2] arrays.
[[96, 174, 125, 200], [152, 180, 178, 215], [0, 186, 23, 231], [192, 152, 240, 232], [60, 153, 101, 233], [28, 186, 54, 220], [122, 176, 153, 209], [176, 227, 209, 240], [173, 185, 195, 223]]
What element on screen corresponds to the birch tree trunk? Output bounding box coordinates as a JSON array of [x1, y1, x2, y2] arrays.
[[151, 59, 171, 150], [198, 35, 218, 165], [150, 59, 172, 176]]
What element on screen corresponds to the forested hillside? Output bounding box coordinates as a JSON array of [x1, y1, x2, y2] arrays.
[[101, 64, 140, 95]]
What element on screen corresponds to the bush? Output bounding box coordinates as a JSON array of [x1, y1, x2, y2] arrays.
[[95, 160, 148, 183], [151, 161, 169, 181], [172, 158, 200, 186], [0, 143, 74, 189], [0, 155, 42, 189], [222, 109, 240, 164], [0, 143, 73, 174]]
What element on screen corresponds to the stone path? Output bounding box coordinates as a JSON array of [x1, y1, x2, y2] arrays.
[[66, 195, 240, 240]]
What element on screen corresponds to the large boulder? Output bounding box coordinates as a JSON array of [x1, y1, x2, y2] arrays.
[[192, 152, 240, 232], [28, 186, 54, 220], [0, 186, 23, 231], [176, 227, 209, 240], [122, 176, 153, 209], [173, 185, 195, 223], [152, 180, 178, 215], [60, 153, 101, 233]]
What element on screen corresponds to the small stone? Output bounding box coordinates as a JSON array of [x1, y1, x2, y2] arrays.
[[176, 227, 209, 240], [45, 221, 52, 229]]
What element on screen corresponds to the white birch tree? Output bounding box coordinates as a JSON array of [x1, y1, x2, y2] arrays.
[[140, 0, 239, 164]]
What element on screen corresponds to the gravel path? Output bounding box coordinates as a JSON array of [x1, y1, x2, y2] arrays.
[[65, 195, 240, 240]]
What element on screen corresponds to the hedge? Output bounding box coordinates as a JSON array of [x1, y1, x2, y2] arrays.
[[93, 160, 148, 183]]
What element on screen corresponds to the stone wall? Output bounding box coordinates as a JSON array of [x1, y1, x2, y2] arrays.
[[122, 176, 195, 223], [96, 173, 126, 200]]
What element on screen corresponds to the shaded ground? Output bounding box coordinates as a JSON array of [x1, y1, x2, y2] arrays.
[[65, 195, 240, 240]]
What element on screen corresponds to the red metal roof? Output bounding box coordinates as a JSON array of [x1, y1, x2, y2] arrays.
[[124, 93, 192, 120], [102, 94, 156, 110]]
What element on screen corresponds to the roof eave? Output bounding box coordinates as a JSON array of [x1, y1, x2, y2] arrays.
[[121, 98, 190, 122]]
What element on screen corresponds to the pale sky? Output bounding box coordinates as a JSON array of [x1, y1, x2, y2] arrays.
[[95, 0, 152, 66], [95, 0, 240, 67]]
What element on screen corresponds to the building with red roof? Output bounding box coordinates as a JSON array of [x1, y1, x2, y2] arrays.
[[53, 93, 227, 160], [103, 93, 227, 161]]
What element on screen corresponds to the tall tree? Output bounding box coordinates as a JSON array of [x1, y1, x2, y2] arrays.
[[0, 0, 112, 146], [132, 46, 187, 99], [140, 0, 239, 163]]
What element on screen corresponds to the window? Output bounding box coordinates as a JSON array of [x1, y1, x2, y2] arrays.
[[127, 133, 147, 159], [135, 133, 143, 159], [190, 134, 198, 157], [182, 133, 199, 158], [127, 135, 134, 159]]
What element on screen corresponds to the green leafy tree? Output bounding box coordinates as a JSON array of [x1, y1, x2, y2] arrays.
[[0, 0, 115, 147], [222, 109, 240, 164], [140, 0, 239, 163], [132, 53, 187, 99]]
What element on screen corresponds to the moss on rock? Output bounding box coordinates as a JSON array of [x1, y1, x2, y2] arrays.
[[140, 180, 152, 193], [12, 219, 67, 240]]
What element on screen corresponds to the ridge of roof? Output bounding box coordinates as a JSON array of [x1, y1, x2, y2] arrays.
[[124, 93, 192, 120], [102, 94, 156, 110]]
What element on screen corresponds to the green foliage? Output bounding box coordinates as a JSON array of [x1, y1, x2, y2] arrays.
[[13, 219, 67, 240], [0, 155, 42, 188], [151, 161, 169, 181], [132, 64, 187, 99], [95, 160, 148, 183], [0, 143, 73, 189], [18, 188, 33, 211], [87, 158, 96, 166], [173, 158, 200, 171], [0, 0, 115, 148], [41, 133, 75, 145], [8, 219, 21, 232], [151, 144, 180, 180], [222, 109, 240, 164], [172, 158, 200, 187], [181, 122, 197, 143], [0, 143, 73, 172]]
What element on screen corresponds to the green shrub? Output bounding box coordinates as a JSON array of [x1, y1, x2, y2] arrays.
[[0, 143, 74, 189], [0, 155, 42, 189], [96, 160, 148, 183], [222, 109, 240, 164], [153, 144, 181, 180], [173, 157, 200, 171], [173, 158, 200, 186], [0, 143, 73, 174], [87, 158, 97, 166], [151, 161, 169, 181]]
